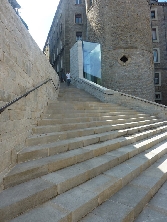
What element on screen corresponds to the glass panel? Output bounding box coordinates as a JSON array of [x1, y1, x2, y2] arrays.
[[76, 32, 82, 41], [154, 73, 159, 84], [153, 50, 158, 62], [83, 41, 101, 84], [76, 0, 82, 4], [152, 28, 157, 40], [75, 14, 82, 23], [151, 11, 155, 19]]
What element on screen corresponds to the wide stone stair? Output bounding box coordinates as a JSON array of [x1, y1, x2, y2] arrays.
[[0, 84, 167, 221]]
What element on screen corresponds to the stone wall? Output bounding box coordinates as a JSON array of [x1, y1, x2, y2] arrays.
[[152, 4, 167, 105], [86, 0, 155, 101], [0, 0, 59, 190]]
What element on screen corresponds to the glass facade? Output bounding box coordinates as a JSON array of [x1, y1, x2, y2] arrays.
[[82, 41, 101, 84]]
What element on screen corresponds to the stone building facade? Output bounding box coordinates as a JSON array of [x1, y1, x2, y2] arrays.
[[44, 0, 87, 82], [44, 0, 167, 104], [151, 0, 167, 105]]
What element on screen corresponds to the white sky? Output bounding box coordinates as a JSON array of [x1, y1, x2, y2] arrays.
[[17, 0, 59, 50], [16, 0, 164, 50]]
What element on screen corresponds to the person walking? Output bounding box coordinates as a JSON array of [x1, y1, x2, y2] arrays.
[[66, 72, 71, 86]]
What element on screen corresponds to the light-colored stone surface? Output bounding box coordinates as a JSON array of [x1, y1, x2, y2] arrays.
[[0, 0, 59, 188], [135, 206, 167, 222], [11, 202, 71, 222], [51, 187, 99, 222], [85, 199, 134, 222], [135, 181, 167, 221], [81, 152, 167, 222], [0, 178, 57, 221]]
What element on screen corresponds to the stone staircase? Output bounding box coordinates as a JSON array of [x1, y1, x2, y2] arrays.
[[0, 84, 167, 221]]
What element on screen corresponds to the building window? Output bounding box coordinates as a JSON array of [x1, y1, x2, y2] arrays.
[[60, 41, 62, 49], [151, 10, 155, 19], [154, 72, 161, 86], [151, 9, 157, 20], [57, 48, 59, 55], [155, 92, 161, 101], [60, 23, 62, 33], [76, 32, 82, 41], [76, 0, 82, 4], [152, 26, 159, 42], [153, 48, 160, 63], [61, 57, 63, 68], [75, 14, 82, 24], [57, 64, 59, 72]]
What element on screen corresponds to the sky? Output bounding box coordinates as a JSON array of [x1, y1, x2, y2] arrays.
[[17, 0, 59, 50], [16, 0, 165, 51]]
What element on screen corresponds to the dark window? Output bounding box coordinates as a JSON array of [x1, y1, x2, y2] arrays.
[[76, 32, 82, 41], [153, 49, 159, 63], [151, 10, 155, 19], [155, 93, 161, 100], [76, 0, 82, 4], [154, 73, 160, 85], [75, 14, 82, 23], [60, 24, 62, 33]]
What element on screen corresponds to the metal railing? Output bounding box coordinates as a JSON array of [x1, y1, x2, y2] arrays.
[[0, 78, 59, 114]]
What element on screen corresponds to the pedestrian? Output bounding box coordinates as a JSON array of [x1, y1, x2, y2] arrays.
[[66, 72, 71, 86]]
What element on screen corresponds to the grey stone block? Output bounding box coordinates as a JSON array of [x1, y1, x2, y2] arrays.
[[134, 206, 167, 222]]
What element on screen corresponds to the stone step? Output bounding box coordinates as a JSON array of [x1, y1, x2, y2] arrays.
[[36, 115, 157, 133], [58, 97, 100, 102], [6, 141, 167, 222], [44, 103, 140, 113], [41, 112, 149, 120], [37, 115, 150, 126], [26, 119, 161, 147], [41, 112, 148, 119], [48, 101, 133, 110], [46, 101, 139, 113], [17, 121, 166, 163], [80, 156, 167, 222], [19, 123, 167, 163], [26, 124, 125, 147], [47, 103, 133, 111], [4, 129, 167, 189], [45, 108, 137, 117], [134, 180, 167, 221], [37, 116, 157, 128], [33, 118, 163, 135]]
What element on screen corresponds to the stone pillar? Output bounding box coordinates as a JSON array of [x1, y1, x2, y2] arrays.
[[70, 40, 83, 79], [86, 0, 155, 101]]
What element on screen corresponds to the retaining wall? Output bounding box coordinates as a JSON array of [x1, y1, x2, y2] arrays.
[[0, 0, 59, 190]]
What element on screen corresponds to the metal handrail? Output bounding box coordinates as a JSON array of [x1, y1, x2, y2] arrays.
[[0, 78, 59, 114]]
